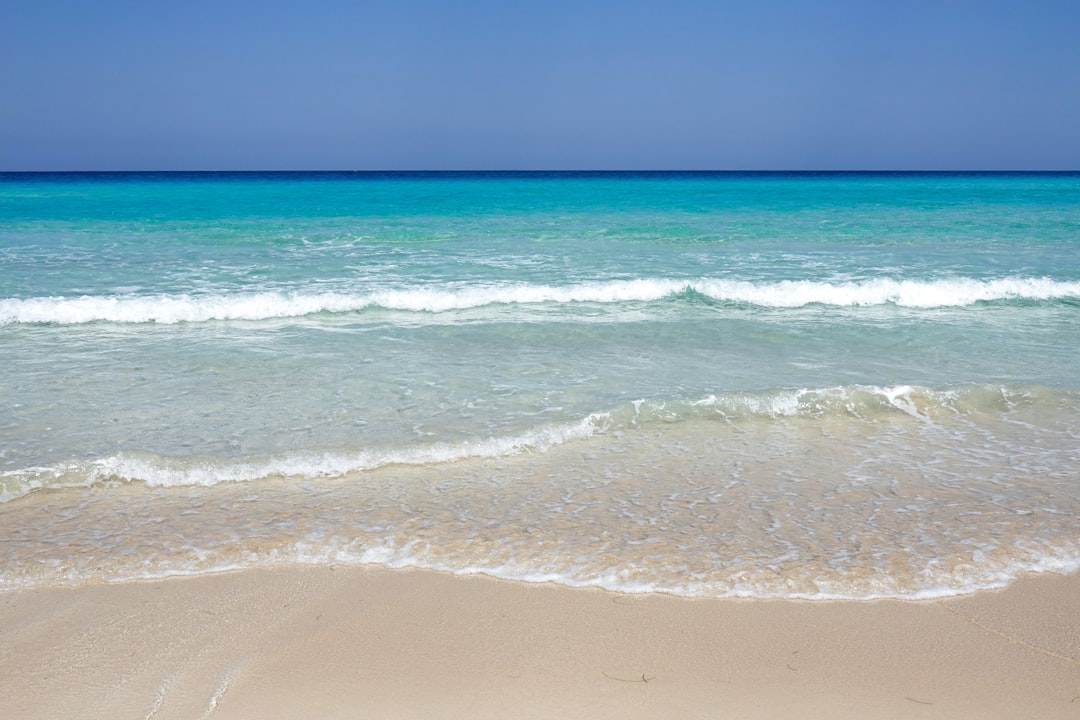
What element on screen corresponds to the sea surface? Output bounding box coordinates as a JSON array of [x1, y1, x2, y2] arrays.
[[2, 171, 1079, 599]]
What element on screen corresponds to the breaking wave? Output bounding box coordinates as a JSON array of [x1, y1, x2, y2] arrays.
[[2, 383, 1060, 502], [2, 277, 1078, 325]]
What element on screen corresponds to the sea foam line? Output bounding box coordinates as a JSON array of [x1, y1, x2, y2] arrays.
[[0, 413, 607, 501], [2, 382, 1043, 502], [2, 277, 1078, 325]]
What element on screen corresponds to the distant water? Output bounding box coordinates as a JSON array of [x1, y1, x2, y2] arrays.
[[2, 171, 1079, 599]]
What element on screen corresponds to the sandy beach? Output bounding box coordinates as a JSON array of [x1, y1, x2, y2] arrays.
[[6, 0, 1080, 712], [2, 565, 1077, 720]]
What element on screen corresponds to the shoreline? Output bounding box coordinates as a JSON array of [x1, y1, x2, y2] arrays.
[[2, 565, 1078, 719]]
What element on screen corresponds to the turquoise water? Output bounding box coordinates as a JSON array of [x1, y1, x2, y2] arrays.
[[2, 171, 1079, 598]]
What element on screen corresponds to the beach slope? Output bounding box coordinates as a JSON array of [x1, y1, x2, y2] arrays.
[[2, 566, 1078, 719]]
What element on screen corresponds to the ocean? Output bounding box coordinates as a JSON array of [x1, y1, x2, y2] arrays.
[[2, 171, 1079, 600]]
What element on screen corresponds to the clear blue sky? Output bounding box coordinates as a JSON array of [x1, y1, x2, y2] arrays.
[[2, 0, 1078, 170]]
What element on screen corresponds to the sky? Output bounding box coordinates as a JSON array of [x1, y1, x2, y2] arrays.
[[2, 0, 1078, 170]]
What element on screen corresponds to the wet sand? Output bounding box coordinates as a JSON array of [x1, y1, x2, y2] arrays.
[[2, 565, 1078, 719]]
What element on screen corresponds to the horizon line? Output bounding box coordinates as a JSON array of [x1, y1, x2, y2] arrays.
[[3, 169, 1079, 175]]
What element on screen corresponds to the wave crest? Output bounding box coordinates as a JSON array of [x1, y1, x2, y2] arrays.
[[0, 414, 607, 501], [2, 277, 1078, 325], [3, 383, 1058, 502]]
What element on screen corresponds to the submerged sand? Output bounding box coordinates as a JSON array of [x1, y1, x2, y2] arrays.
[[1, 565, 1078, 719]]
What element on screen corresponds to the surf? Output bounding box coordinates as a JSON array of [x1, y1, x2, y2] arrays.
[[3, 276, 1078, 325], [3, 383, 1068, 502]]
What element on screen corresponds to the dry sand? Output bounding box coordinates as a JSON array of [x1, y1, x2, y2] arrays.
[[2, 565, 1078, 719]]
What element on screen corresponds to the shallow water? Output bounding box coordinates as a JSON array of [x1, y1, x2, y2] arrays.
[[2, 171, 1079, 598]]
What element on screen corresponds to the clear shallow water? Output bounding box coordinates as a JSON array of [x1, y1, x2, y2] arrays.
[[2, 171, 1079, 599]]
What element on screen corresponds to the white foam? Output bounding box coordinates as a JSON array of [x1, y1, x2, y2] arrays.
[[683, 384, 943, 420], [241, 539, 1080, 602], [0, 413, 607, 497], [1, 383, 1039, 502], [2, 277, 1077, 324], [694, 277, 1080, 308], [0, 291, 366, 325]]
